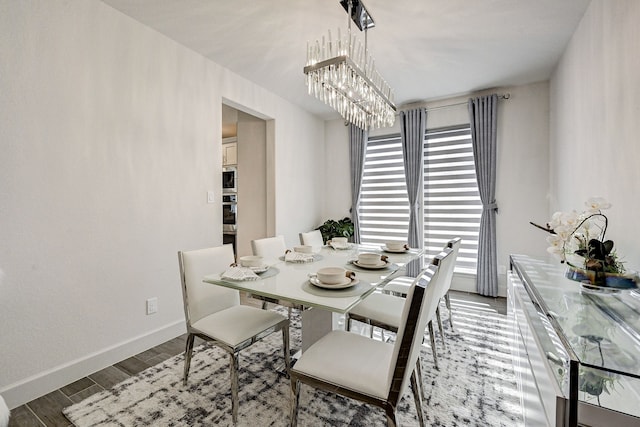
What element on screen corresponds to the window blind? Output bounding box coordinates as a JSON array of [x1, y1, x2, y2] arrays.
[[423, 126, 480, 273], [359, 126, 480, 274], [359, 134, 410, 246]]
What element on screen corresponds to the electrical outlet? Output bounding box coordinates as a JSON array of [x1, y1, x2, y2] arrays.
[[146, 297, 158, 315], [207, 191, 216, 204]]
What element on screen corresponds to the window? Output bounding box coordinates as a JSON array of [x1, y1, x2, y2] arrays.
[[359, 125, 480, 274], [359, 134, 409, 245], [423, 126, 481, 274]]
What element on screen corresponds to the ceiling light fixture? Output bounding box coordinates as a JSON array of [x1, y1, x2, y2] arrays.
[[304, 0, 396, 129]]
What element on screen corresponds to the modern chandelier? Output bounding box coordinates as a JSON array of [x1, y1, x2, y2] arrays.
[[304, 0, 396, 130]]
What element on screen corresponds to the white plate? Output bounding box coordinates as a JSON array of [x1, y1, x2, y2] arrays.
[[309, 276, 359, 290], [351, 260, 390, 270], [249, 265, 269, 274], [381, 245, 409, 253]]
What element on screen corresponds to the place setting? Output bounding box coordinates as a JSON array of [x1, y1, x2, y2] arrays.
[[280, 245, 324, 263], [302, 267, 370, 297], [349, 252, 392, 270], [220, 256, 279, 280], [309, 267, 358, 289], [326, 236, 352, 250], [381, 240, 411, 253]]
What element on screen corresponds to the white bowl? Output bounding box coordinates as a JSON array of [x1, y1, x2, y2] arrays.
[[331, 237, 348, 245], [317, 267, 347, 284], [239, 255, 263, 268], [358, 253, 382, 265], [385, 241, 406, 251], [294, 245, 313, 254]]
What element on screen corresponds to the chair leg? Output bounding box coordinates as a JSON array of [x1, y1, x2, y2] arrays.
[[230, 352, 239, 424], [436, 306, 446, 349], [287, 307, 293, 319], [415, 357, 425, 401], [410, 369, 426, 427], [385, 406, 398, 427], [444, 292, 454, 330], [290, 379, 300, 427], [428, 321, 438, 370], [183, 333, 196, 385], [345, 313, 352, 331], [261, 301, 268, 310], [282, 324, 291, 375]]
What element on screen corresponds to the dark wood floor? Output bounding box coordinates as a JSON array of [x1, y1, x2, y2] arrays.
[[7, 334, 203, 427], [8, 291, 506, 426]]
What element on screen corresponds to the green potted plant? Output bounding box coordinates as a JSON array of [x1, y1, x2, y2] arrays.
[[317, 217, 354, 243]]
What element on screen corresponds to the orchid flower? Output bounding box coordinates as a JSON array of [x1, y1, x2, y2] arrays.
[[585, 197, 611, 212]]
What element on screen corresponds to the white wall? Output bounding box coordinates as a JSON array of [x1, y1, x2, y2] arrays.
[[322, 82, 551, 296], [550, 0, 640, 274], [237, 112, 267, 257], [268, 111, 325, 248], [322, 120, 351, 222], [0, 0, 324, 407]]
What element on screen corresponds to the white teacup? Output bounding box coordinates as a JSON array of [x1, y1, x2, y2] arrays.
[[358, 253, 382, 265], [386, 241, 407, 251], [239, 255, 263, 268], [317, 267, 347, 284], [331, 237, 348, 245], [294, 245, 313, 254]]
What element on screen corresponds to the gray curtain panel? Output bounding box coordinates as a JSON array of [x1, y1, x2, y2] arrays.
[[349, 124, 367, 243], [400, 108, 426, 277], [468, 94, 499, 297]]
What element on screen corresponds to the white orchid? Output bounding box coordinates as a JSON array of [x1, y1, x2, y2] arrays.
[[534, 197, 628, 282], [561, 210, 580, 228], [546, 245, 564, 257], [585, 197, 612, 212], [533, 197, 624, 274], [553, 225, 573, 241], [548, 211, 564, 229], [546, 234, 565, 259], [546, 234, 564, 247]]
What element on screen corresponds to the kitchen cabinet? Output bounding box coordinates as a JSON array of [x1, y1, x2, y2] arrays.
[[222, 137, 237, 166]]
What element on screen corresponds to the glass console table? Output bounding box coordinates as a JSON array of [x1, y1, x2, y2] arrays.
[[509, 255, 640, 427]]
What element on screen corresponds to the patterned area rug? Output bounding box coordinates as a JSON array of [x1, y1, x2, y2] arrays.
[[63, 299, 523, 426]]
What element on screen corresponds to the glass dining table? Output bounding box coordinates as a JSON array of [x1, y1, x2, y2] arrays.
[[203, 243, 424, 351]]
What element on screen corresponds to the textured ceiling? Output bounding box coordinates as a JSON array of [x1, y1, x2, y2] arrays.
[[101, 0, 591, 119]]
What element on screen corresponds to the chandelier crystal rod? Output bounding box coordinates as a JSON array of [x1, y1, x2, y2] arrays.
[[303, 0, 396, 129]]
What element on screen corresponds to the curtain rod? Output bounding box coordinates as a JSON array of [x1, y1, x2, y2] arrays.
[[421, 93, 510, 113], [346, 93, 511, 126]]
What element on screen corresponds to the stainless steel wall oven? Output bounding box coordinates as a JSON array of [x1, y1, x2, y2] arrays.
[[222, 167, 237, 193], [222, 193, 237, 254], [222, 193, 237, 232]]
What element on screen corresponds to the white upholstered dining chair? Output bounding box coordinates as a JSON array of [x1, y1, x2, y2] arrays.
[[251, 235, 290, 312], [298, 229, 324, 250], [178, 244, 290, 424], [251, 235, 287, 264], [384, 237, 461, 331], [289, 263, 444, 427], [0, 395, 8, 427], [345, 247, 455, 371], [441, 237, 461, 330]]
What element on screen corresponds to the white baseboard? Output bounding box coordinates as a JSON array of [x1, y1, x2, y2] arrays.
[[450, 273, 507, 297], [1, 320, 186, 409]]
